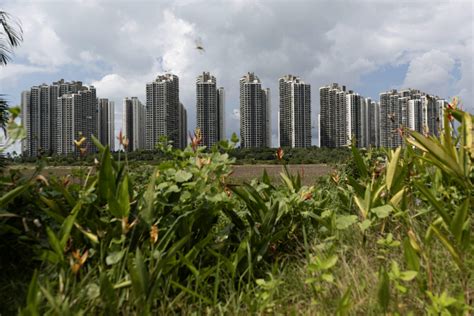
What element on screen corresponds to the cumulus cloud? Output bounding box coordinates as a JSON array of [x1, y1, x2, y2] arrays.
[[0, 64, 54, 81], [403, 50, 456, 97]]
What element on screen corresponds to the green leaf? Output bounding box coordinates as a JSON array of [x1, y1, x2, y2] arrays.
[[0, 210, 19, 218], [91, 134, 106, 155], [322, 273, 334, 283], [117, 173, 130, 218], [358, 219, 372, 232], [140, 169, 158, 225], [175, 170, 192, 182], [74, 223, 99, 244], [429, 225, 462, 269], [106, 250, 125, 266], [403, 238, 420, 272], [351, 144, 368, 178], [320, 255, 338, 270], [59, 202, 82, 248], [129, 249, 149, 297], [98, 146, 115, 201], [0, 182, 31, 208], [450, 199, 469, 244], [378, 267, 390, 313], [371, 205, 393, 219], [389, 187, 405, 207], [386, 147, 401, 191], [170, 280, 213, 305], [336, 287, 352, 316], [460, 111, 473, 177], [415, 182, 450, 225], [25, 270, 40, 316], [305, 277, 318, 284], [399, 271, 418, 282], [46, 227, 63, 259], [354, 195, 368, 219], [407, 130, 464, 179], [100, 274, 118, 316], [335, 215, 358, 230]]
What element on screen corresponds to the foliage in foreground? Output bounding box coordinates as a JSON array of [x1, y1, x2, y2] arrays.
[[0, 107, 473, 314]]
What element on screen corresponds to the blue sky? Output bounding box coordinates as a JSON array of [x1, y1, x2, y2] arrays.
[[1, 0, 472, 149]]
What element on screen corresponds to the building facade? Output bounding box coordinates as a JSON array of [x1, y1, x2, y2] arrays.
[[98, 98, 115, 151], [320, 83, 348, 147], [320, 83, 381, 148], [21, 80, 98, 156], [123, 97, 146, 152], [379, 89, 444, 148], [279, 75, 311, 148], [145, 74, 186, 149], [56, 86, 98, 155], [239, 72, 270, 148], [179, 102, 188, 149], [196, 72, 224, 148]]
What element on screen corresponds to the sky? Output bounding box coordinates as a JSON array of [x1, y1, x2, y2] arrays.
[[1, 0, 473, 149]]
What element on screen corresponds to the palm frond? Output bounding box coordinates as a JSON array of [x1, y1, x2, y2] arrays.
[[0, 11, 23, 66]]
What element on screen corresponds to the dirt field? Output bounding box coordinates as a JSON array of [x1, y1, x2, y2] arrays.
[[6, 164, 333, 186], [230, 164, 332, 185]]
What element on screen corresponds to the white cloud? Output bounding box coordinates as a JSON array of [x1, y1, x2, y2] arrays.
[[14, 6, 71, 67], [0, 63, 53, 81], [403, 50, 456, 97]]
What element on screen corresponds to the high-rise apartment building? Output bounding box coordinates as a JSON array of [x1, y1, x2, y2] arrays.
[[320, 83, 349, 147], [196, 72, 224, 148], [362, 98, 380, 148], [145, 74, 186, 149], [21, 80, 97, 156], [320, 83, 380, 148], [239, 72, 270, 148], [123, 97, 146, 152], [98, 98, 115, 151], [20, 91, 31, 156], [263, 88, 271, 147], [279, 75, 311, 148], [179, 102, 188, 149], [380, 89, 444, 148], [346, 91, 363, 147], [218, 87, 225, 141], [56, 86, 98, 155]]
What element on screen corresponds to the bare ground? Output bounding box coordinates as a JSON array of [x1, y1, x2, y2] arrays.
[[230, 164, 332, 185], [6, 164, 333, 186]]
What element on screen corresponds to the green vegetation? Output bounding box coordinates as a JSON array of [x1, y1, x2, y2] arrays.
[[7, 145, 352, 166], [0, 106, 473, 315]]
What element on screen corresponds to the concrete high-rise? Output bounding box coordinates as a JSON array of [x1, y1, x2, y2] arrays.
[[98, 98, 114, 151], [20, 91, 31, 156], [123, 97, 146, 152], [320, 83, 348, 147], [145, 74, 186, 149], [239, 72, 270, 148], [217, 87, 225, 141], [346, 91, 363, 147], [320, 83, 378, 148], [196, 72, 224, 148], [146, 74, 186, 149], [179, 102, 188, 149], [361, 97, 380, 148], [21, 80, 97, 157], [279, 75, 311, 148], [56, 86, 98, 155], [379, 89, 444, 148]]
